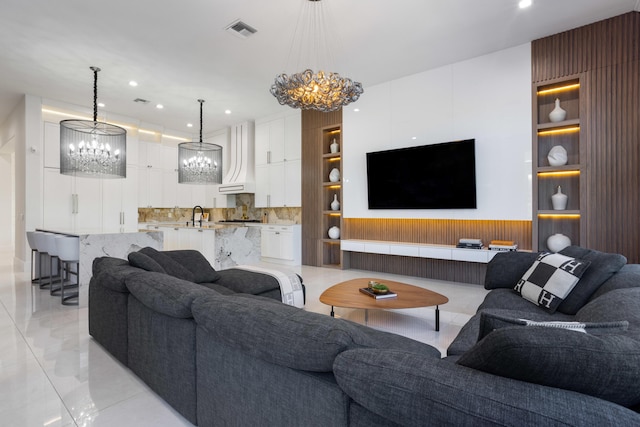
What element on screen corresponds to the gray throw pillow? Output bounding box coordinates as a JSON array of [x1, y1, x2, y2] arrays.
[[484, 251, 539, 289], [514, 252, 590, 313], [557, 246, 627, 315], [163, 249, 221, 283], [477, 311, 628, 341], [457, 325, 640, 407], [128, 251, 166, 274], [139, 246, 196, 283]]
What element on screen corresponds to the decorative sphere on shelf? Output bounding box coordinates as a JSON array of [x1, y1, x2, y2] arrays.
[[547, 145, 568, 166], [547, 233, 571, 252], [328, 226, 340, 239]]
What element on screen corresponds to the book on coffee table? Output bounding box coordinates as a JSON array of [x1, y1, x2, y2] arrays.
[[359, 287, 398, 299]]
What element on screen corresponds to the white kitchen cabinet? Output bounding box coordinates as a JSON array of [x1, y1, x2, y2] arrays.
[[138, 141, 164, 208], [43, 168, 102, 233], [255, 112, 301, 208], [255, 160, 301, 208], [103, 164, 139, 232], [44, 122, 61, 168], [260, 224, 301, 265], [208, 185, 236, 208]]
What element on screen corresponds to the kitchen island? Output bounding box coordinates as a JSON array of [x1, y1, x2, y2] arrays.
[[36, 229, 163, 286], [146, 222, 261, 270]]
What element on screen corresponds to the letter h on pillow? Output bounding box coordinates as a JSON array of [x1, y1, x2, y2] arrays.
[[514, 252, 591, 313]]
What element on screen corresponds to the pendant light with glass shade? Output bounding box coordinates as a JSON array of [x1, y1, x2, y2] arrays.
[[270, 0, 363, 112], [178, 99, 222, 184], [59, 66, 127, 179]]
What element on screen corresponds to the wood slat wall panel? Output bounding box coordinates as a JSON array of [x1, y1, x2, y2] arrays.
[[344, 218, 532, 249], [532, 11, 640, 263]]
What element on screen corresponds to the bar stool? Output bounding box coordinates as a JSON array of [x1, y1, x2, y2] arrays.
[[26, 231, 39, 285], [56, 236, 79, 306], [32, 232, 54, 290], [47, 235, 65, 296]]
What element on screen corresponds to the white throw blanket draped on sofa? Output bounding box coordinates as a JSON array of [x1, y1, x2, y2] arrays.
[[233, 265, 305, 308]]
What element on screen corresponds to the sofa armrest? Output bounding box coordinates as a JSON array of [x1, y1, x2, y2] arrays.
[[333, 348, 640, 427]]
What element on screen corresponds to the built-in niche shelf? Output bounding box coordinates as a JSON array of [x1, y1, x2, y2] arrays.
[[532, 75, 585, 251]]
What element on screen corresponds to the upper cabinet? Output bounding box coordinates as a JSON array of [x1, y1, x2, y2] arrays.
[[255, 111, 302, 207], [532, 75, 584, 252]]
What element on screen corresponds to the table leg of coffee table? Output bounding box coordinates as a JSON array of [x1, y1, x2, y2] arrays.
[[330, 306, 335, 317], [435, 305, 440, 331]]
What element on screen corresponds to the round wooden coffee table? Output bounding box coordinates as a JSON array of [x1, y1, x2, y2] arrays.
[[319, 278, 449, 331]]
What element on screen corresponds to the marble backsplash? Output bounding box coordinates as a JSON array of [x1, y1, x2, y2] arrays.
[[138, 193, 301, 224]]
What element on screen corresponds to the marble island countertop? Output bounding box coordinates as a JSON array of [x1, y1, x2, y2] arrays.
[[144, 221, 297, 230]]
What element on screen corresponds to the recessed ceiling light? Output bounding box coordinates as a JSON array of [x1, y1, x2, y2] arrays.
[[519, 0, 532, 9], [97, 102, 105, 108], [411, 136, 417, 140], [224, 109, 232, 115], [353, 108, 360, 112], [156, 104, 164, 109], [129, 81, 138, 87], [187, 123, 193, 128]]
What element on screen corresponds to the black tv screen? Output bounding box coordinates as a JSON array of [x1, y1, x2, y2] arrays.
[[366, 139, 477, 209]]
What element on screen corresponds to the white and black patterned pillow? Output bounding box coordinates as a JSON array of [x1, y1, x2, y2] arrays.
[[514, 252, 591, 313]]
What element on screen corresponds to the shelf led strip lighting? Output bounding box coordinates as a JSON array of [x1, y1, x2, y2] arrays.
[[538, 126, 580, 136], [538, 170, 580, 177], [538, 214, 581, 219], [537, 83, 580, 95]]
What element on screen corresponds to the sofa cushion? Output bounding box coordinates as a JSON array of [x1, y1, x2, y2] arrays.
[[577, 287, 640, 340], [557, 246, 627, 314], [589, 264, 640, 300], [514, 252, 590, 313], [163, 249, 221, 283], [446, 301, 574, 356], [477, 311, 628, 341], [213, 268, 282, 295], [128, 251, 166, 274], [456, 326, 640, 407], [139, 247, 196, 283], [484, 251, 539, 289], [125, 271, 216, 318], [92, 256, 144, 293], [192, 293, 440, 372]]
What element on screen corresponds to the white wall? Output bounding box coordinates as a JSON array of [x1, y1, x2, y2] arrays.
[[343, 43, 532, 220]]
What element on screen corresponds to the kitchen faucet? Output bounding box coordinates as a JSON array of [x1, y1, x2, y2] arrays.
[[192, 205, 204, 227]]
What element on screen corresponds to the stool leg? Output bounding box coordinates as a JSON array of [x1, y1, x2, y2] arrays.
[[50, 256, 62, 296], [60, 260, 79, 306]]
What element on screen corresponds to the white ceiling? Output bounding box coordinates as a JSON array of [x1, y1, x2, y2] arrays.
[[0, 0, 638, 137]]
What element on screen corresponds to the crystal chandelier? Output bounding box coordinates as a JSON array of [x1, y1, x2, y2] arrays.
[[60, 67, 127, 179], [178, 100, 222, 184], [270, 0, 363, 112]]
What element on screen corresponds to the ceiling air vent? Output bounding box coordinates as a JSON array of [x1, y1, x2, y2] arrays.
[[134, 98, 150, 104], [225, 19, 257, 39]]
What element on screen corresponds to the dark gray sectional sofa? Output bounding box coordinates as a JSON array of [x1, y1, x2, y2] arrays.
[[89, 246, 640, 426]]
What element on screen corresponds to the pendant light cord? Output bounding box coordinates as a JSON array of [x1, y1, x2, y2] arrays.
[[198, 99, 205, 144], [90, 66, 101, 122]]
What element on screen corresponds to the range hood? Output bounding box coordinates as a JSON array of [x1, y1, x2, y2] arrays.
[[218, 121, 255, 194]]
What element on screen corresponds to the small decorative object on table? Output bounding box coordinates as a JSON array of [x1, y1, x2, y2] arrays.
[[547, 145, 568, 166], [489, 240, 518, 252], [549, 98, 567, 123], [551, 186, 568, 210], [359, 281, 397, 299], [329, 168, 340, 182]]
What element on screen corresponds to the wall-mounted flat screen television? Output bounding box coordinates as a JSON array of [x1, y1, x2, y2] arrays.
[[366, 139, 477, 209]]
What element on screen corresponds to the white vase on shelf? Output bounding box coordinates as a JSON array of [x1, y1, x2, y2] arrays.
[[330, 138, 339, 153], [330, 194, 340, 211], [551, 186, 568, 210], [549, 98, 567, 123], [547, 145, 568, 166], [328, 226, 340, 239], [329, 168, 340, 182], [547, 233, 571, 252]]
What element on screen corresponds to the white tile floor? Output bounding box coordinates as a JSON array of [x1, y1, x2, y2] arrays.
[[0, 251, 488, 427]]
